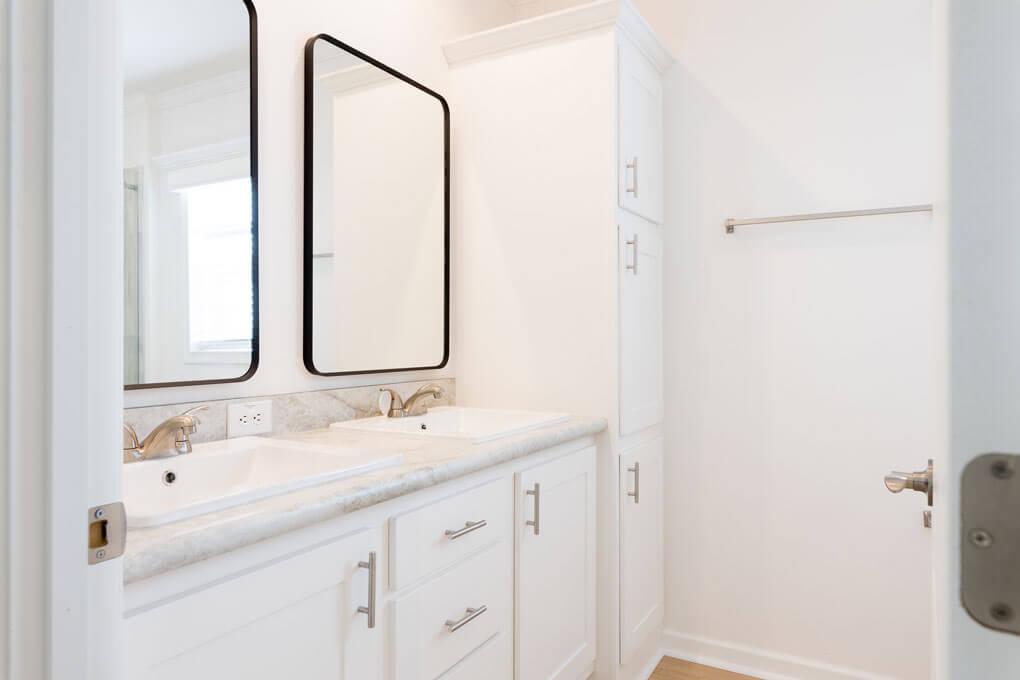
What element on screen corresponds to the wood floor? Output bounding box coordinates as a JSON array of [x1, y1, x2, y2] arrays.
[[649, 657, 761, 680]]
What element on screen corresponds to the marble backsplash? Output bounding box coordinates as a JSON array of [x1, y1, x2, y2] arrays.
[[123, 378, 456, 446]]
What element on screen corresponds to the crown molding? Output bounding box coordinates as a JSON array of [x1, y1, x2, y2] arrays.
[[443, 0, 672, 72]]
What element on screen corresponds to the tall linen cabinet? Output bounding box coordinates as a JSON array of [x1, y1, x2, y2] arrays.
[[445, 2, 670, 678]]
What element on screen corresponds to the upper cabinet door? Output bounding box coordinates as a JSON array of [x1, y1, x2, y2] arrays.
[[619, 216, 663, 437], [618, 37, 664, 224]]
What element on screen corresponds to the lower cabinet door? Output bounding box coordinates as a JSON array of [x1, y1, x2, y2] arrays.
[[515, 446, 597, 680], [619, 437, 664, 664], [124, 529, 383, 680]]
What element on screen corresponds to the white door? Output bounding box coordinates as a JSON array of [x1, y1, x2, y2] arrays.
[[516, 447, 597, 680], [618, 35, 663, 224], [937, 1, 1020, 677], [619, 437, 664, 664], [125, 530, 382, 679], [619, 216, 663, 436]]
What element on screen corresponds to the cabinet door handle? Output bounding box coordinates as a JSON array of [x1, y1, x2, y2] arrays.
[[626, 156, 639, 197], [626, 234, 639, 274], [445, 605, 488, 633], [627, 462, 640, 503], [445, 519, 487, 540], [526, 483, 541, 535], [356, 551, 377, 629]]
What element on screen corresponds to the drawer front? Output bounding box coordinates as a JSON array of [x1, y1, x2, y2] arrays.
[[437, 632, 511, 680], [390, 477, 510, 589], [392, 541, 511, 680]]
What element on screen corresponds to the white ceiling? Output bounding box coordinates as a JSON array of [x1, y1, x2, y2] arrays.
[[123, 0, 250, 92]]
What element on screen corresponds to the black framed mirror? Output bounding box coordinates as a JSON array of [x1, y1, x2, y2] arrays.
[[123, 0, 258, 389], [303, 35, 449, 376]]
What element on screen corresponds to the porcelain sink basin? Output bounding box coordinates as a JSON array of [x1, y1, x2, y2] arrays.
[[124, 436, 403, 528], [329, 406, 570, 444]]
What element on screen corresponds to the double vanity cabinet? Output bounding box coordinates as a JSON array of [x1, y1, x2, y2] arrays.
[[123, 423, 602, 680]]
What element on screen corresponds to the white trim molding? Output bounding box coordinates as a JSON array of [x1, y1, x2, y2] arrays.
[[660, 630, 900, 680], [443, 0, 673, 72]]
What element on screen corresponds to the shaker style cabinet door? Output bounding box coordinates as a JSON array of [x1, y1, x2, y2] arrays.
[[124, 530, 383, 680], [619, 216, 663, 437], [618, 36, 664, 224], [515, 447, 597, 680], [619, 437, 665, 664]]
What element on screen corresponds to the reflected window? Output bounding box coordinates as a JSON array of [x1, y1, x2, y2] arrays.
[[181, 178, 253, 352]]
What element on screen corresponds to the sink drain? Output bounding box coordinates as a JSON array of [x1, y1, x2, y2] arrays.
[[162, 470, 177, 486]]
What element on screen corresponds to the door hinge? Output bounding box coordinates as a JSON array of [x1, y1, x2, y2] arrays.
[[88, 501, 126, 565], [962, 453, 1020, 635]]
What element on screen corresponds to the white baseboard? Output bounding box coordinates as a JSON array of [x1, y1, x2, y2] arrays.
[[659, 630, 896, 680]]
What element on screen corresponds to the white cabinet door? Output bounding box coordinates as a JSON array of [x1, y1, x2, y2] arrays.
[[125, 530, 383, 680], [619, 216, 663, 436], [516, 447, 597, 680], [619, 437, 664, 664], [618, 36, 664, 224]]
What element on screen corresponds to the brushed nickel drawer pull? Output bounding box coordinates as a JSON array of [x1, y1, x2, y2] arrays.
[[626, 234, 639, 274], [627, 462, 640, 504], [356, 551, 377, 628], [445, 605, 488, 633], [626, 156, 639, 197], [526, 483, 540, 535], [445, 519, 488, 540]]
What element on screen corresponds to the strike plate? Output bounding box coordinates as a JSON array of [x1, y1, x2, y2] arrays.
[[962, 453, 1020, 635], [88, 501, 126, 565]]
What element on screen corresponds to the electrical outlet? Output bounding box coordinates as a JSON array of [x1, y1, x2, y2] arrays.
[[227, 400, 273, 437]]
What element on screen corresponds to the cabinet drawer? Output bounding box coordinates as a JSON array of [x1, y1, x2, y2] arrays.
[[437, 632, 511, 680], [392, 541, 511, 680], [390, 477, 510, 589]]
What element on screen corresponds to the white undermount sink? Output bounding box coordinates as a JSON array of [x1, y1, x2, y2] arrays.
[[329, 406, 570, 444], [123, 436, 403, 528]]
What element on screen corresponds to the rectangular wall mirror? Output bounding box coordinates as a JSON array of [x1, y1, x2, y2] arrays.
[[123, 0, 258, 389], [304, 35, 449, 376]]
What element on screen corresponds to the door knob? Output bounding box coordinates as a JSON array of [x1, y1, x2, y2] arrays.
[[884, 459, 933, 506]]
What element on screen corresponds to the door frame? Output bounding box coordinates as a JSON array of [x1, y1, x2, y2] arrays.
[[3, 0, 124, 677]]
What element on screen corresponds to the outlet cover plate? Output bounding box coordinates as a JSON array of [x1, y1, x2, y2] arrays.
[[227, 400, 273, 438]]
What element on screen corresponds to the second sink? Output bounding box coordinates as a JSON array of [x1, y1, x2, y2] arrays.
[[329, 406, 569, 444]]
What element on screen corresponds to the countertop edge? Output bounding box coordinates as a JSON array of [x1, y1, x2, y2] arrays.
[[123, 416, 606, 585]]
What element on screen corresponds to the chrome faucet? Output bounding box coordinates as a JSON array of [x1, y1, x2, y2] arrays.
[[380, 384, 445, 418], [123, 405, 209, 463]]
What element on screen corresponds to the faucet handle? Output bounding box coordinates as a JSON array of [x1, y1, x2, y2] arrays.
[[379, 388, 404, 416], [181, 404, 210, 424], [122, 423, 142, 461]]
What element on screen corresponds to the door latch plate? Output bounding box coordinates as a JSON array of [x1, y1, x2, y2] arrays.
[[88, 501, 126, 565], [962, 453, 1020, 635]]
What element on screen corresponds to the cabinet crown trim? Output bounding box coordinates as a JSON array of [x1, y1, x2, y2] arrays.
[[443, 0, 673, 71]]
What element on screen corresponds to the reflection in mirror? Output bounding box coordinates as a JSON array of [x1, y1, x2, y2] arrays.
[[123, 0, 257, 388], [305, 36, 448, 376]]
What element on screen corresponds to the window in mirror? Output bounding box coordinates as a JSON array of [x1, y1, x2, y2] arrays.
[[123, 0, 258, 388], [304, 35, 449, 376]]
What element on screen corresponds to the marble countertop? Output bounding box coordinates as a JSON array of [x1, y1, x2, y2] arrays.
[[123, 415, 607, 585]]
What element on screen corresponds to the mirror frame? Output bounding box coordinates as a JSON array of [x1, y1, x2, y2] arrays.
[[125, 0, 260, 390], [302, 34, 450, 377]]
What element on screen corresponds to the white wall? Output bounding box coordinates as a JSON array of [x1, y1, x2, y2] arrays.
[[126, 0, 517, 406], [655, 1, 937, 679]]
